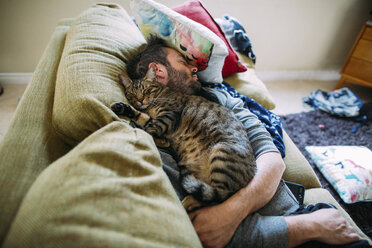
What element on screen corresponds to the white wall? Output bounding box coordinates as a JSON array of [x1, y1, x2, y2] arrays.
[[0, 0, 371, 73]]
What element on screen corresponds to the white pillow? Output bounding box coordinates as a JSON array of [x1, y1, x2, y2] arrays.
[[305, 145, 372, 204], [130, 0, 228, 83]]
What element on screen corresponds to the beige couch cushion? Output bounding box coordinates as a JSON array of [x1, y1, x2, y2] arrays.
[[223, 53, 276, 110], [0, 18, 73, 242], [53, 3, 146, 146], [3, 122, 202, 248]]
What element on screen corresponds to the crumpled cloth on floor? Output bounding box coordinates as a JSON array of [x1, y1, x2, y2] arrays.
[[303, 87, 363, 117], [215, 15, 256, 64]]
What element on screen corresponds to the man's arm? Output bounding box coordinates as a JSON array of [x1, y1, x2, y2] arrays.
[[206, 88, 285, 212], [188, 151, 285, 248], [188, 89, 286, 247], [190, 89, 361, 247], [189, 154, 361, 248]]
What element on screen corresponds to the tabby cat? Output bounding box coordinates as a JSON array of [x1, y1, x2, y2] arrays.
[[111, 66, 256, 212]]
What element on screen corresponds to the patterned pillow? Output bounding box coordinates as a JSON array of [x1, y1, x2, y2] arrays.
[[130, 0, 228, 83], [172, 0, 247, 78], [305, 146, 372, 203]]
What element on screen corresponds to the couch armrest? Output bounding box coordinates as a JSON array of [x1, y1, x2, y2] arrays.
[[3, 122, 202, 248], [0, 19, 73, 243]]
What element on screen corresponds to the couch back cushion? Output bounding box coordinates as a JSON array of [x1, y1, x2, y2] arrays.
[[53, 3, 146, 146]]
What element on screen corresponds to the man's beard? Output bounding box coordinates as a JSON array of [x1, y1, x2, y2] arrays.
[[166, 66, 201, 95]]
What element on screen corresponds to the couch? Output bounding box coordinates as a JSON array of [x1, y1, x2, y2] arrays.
[[0, 3, 370, 247]]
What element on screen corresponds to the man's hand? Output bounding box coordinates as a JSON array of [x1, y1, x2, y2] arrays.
[[188, 201, 242, 248], [187, 151, 285, 248], [285, 208, 361, 247], [312, 208, 360, 245]]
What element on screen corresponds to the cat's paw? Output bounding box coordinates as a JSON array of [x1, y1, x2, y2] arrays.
[[153, 137, 171, 148], [111, 102, 135, 118], [182, 195, 203, 212], [145, 122, 163, 137]]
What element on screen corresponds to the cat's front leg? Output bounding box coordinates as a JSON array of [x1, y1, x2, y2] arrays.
[[111, 102, 136, 118], [111, 102, 170, 147], [182, 195, 203, 212], [111, 102, 149, 128]]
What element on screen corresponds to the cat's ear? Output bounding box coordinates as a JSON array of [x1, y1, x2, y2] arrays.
[[145, 65, 157, 81], [119, 74, 132, 89]]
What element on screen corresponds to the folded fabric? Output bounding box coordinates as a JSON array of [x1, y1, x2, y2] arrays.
[[303, 88, 363, 117], [215, 15, 256, 64], [204, 81, 285, 158]]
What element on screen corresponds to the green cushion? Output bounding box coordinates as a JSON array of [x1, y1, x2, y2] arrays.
[[3, 122, 202, 248], [53, 3, 146, 146]]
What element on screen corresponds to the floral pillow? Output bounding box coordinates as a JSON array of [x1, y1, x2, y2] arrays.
[[305, 146, 372, 204], [130, 0, 228, 83], [172, 0, 247, 78]]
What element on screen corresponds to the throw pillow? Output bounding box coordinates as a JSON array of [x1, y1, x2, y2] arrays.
[[305, 145, 372, 203], [53, 3, 146, 146], [130, 0, 228, 83], [172, 0, 247, 78]]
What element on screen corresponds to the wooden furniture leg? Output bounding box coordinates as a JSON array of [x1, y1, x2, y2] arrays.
[[335, 77, 346, 89]]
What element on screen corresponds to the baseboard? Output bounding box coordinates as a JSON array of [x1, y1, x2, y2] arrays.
[[0, 73, 33, 84], [256, 70, 341, 82], [0, 70, 341, 84]]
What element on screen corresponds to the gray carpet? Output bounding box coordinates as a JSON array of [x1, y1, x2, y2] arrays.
[[280, 110, 372, 239]]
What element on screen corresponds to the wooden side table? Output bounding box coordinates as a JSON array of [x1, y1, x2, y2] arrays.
[[336, 21, 372, 89]]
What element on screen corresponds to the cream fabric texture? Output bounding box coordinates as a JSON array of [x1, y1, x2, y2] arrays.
[[3, 122, 201, 248], [0, 2, 370, 247]]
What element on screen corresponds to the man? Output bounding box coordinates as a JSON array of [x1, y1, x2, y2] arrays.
[[126, 36, 362, 248]]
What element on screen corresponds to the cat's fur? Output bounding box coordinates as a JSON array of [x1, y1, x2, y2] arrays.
[[111, 66, 256, 211]]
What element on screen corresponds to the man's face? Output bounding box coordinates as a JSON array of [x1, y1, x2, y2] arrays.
[[163, 48, 201, 95]]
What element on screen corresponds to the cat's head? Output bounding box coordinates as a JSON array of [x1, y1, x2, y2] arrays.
[[119, 66, 164, 108]]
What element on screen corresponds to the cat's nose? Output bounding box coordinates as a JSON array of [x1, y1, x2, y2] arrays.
[[137, 94, 144, 103]]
